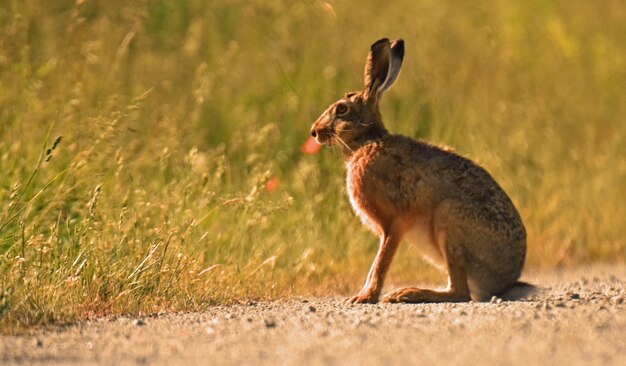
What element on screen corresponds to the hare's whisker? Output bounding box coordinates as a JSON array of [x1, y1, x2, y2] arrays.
[[332, 134, 353, 152]]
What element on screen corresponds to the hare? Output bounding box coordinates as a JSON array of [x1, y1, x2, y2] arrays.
[[310, 38, 529, 304]]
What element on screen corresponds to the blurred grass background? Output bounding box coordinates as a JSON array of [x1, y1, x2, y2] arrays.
[[0, 0, 624, 329]]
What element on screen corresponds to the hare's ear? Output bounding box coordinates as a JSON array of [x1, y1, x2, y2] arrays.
[[379, 39, 404, 93], [363, 38, 391, 101]]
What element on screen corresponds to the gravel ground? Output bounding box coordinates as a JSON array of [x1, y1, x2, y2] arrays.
[[2, 265, 626, 366]]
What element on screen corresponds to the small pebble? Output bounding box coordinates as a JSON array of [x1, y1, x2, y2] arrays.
[[308, 305, 317, 313], [264, 319, 276, 328], [132, 319, 146, 327]]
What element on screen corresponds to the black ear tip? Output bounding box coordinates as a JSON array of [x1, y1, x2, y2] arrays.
[[392, 39, 405, 56], [371, 38, 390, 50]]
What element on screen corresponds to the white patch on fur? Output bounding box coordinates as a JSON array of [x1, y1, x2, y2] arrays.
[[404, 224, 445, 268], [346, 164, 381, 235]]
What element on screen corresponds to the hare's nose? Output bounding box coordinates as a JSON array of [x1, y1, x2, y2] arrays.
[[311, 129, 317, 138]]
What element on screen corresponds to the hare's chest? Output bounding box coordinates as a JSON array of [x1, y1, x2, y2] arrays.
[[346, 160, 382, 235]]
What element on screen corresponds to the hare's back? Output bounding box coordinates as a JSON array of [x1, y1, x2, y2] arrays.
[[379, 135, 520, 217], [349, 135, 521, 219], [402, 136, 524, 229]]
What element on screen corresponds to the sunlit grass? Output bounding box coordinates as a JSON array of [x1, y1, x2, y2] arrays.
[[1, 0, 625, 330]]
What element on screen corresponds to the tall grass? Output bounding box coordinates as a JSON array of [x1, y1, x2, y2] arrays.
[[1, 0, 625, 329]]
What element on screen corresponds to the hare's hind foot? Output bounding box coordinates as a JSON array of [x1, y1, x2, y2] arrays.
[[382, 287, 471, 303]]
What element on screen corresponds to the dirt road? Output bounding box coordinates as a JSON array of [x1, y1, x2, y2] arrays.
[[2, 265, 625, 365]]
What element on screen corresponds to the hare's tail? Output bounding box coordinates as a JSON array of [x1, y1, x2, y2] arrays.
[[498, 281, 540, 301]]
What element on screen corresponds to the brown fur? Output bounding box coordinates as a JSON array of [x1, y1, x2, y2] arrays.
[[310, 38, 527, 303]]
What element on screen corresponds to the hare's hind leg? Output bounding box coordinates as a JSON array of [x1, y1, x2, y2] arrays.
[[382, 255, 471, 303], [383, 230, 471, 303]]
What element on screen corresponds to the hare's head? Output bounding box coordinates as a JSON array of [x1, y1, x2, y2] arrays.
[[310, 38, 404, 154]]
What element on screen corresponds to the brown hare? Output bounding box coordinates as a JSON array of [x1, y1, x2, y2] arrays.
[[310, 38, 529, 304]]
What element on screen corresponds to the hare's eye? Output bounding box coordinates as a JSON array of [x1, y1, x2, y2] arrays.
[[335, 103, 349, 116]]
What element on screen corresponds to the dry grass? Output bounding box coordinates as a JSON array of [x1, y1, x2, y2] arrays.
[[1, 0, 625, 330]]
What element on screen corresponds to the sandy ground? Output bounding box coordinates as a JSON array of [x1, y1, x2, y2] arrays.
[[2, 265, 626, 366]]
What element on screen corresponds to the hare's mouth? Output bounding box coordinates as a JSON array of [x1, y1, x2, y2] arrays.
[[314, 136, 329, 145], [313, 130, 334, 145]]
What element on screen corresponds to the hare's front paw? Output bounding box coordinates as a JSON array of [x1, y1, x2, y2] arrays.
[[345, 290, 379, 304]]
